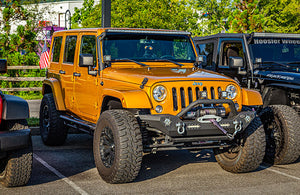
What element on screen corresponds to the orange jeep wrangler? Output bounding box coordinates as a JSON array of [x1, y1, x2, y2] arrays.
[[40, 28, 266, 184]]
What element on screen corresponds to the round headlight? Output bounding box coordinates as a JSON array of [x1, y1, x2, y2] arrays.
[[226, 85, 237, 99], [153, 85, 167, 102]]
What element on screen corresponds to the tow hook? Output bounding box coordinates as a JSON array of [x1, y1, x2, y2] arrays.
[[210, 119, 243, 140], [176, 122, 186, 135]]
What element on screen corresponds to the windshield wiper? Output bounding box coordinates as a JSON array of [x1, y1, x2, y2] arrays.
[[287, 61, 300, 65], [257, 61, 291, 69], [114, 58, 149, 67], [149, 59, 183, 67]]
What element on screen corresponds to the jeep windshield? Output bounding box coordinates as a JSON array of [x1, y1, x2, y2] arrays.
[[102, 33, 196, 63], [248, 37, 300, 68]]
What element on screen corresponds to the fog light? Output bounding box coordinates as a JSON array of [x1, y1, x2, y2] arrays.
[[155, 105, 163, 113], [219, 91, 228, 99], [200, 91, 207, 99]]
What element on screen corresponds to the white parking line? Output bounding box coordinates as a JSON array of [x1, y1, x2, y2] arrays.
[[34, 153, 89, 195], [260, 165, 300, 181]]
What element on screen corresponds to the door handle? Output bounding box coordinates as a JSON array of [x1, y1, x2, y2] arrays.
[[73, 72, 81, 77], [59, 70, 66, 74]]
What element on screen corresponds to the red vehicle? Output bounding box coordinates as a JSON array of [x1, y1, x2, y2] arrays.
[[0, 59, 32, 187]]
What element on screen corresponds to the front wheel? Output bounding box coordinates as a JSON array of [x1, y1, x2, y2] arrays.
[[214, 117, 266, 173], [259, 105, 300, 165], [93, 110, 143, 184], [0, 120, 32, 187]]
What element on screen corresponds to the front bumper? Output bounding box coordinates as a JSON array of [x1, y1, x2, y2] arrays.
[[0, 129, 31, 151], [140, 99, 256, 139]]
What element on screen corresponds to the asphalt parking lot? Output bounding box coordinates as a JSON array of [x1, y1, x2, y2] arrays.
[[1, 134, 299, 195]]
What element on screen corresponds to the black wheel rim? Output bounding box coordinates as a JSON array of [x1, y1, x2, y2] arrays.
[[99, 127, 115, 168], [42, 105, 50, 136], [266, 115, 283, 158]]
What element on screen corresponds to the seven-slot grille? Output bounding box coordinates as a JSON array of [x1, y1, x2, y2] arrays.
[[172, 86, 223, 111]]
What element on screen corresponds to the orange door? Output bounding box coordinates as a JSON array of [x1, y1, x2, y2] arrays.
[[73, 33, 99, 122], [59, 34, 79, 113]]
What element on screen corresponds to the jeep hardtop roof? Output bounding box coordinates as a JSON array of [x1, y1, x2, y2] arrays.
[[52, 28, 191, 36], [194, 32, 300, 41]]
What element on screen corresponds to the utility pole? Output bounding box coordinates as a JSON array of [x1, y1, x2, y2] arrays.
[[102, 0, 111, 27]]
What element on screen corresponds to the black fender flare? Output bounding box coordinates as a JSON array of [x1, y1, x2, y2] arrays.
[[1, 94, 29, 120], [262, 85, 289, 107]]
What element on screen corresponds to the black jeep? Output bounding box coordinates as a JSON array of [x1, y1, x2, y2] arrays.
[[0, 59, 32, 187], [194, 32, 300, 165]]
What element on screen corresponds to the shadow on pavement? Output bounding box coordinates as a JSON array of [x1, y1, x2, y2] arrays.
[[30, 133, 300, 185], [29, 134, 95, 186], [29, 134, 218, 185], [136, 149, 216, 182]]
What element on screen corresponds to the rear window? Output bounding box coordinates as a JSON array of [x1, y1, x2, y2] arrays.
[[63, 36, 77, 64], [51, 36, 62, 62]]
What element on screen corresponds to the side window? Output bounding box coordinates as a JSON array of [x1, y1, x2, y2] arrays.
[[221, 42, 244, 66], [197, 42, 214, 67], [51, 36, 62, 62], [63, 36, 77, 64], [80, 35, 96, 66]]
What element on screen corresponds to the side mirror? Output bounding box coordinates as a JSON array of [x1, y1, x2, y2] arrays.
[[195, 55, 207, 67], [229, 56, 243, 68], [0, 59, 7, 73], [79, 54, 94, 67]]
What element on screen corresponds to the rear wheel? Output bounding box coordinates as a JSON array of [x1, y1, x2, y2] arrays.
[[0, 120, 32, 187], [93, 110, 143, 184], [40, 93, 67, 146], [259, 105, 300, 164], [214, 117, 266, 173]]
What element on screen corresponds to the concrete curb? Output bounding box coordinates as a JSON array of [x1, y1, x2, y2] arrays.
[[30, 126, 40, 136]]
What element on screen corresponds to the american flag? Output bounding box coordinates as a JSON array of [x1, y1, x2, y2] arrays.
[[39, 41, 49, 69]]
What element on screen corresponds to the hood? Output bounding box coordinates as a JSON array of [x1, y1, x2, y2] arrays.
[[103, 67, 235, 87], [254, 70, 300, 85]]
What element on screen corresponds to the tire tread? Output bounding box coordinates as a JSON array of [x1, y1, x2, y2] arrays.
[[214, 117, 266, 173], [259, 105, 300, 164], [39, 93, 67, 146], [94, 110, 142, 184]]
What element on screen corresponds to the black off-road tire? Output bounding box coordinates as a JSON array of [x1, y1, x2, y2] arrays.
[[40, 93, 67, 146], [0, 120, 32, 187], [214, 117, 266, 173], [93, 110, 143, 184], [259, 105, 300, 165]]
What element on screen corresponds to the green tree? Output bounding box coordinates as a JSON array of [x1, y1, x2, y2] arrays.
[[192, 0, 234, 36], [0, 0, 41, 57], [0, 0, 44, 99], [261, 0, 300, 33], [228, 0, 265, 33], [72, 0, 100, 28], [72, 0, 199, 34]]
